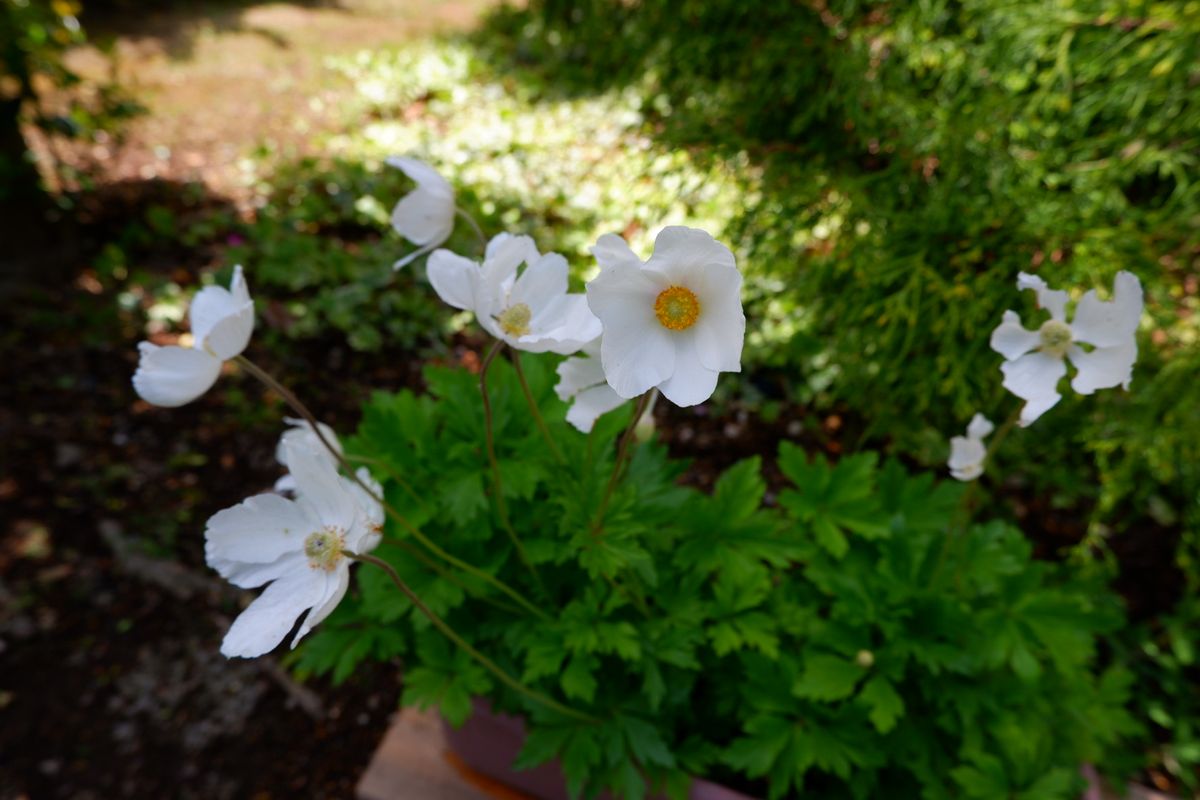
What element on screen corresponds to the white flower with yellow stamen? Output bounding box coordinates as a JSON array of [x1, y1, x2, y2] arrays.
[[206, 440, 380, 658], [990, 271, 1143, 427], [427, 233, 601, 354], [585, 227, 744, 406], [947, 413, 994, 482], [132, 265, 254, 407]]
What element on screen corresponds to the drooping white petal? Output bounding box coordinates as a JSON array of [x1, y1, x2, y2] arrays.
[[387, 156, 455, 248], [990, 311, 1041, 361], [587, 264, 675, 398], [591, 233, 643, 272], [948, 436, 986, 481], [555, 345, 607, 402], [657, 332, 720, 407], [219, 568, 329, 658], [1017, 272, 1069, 322], [966, 413, 994, 440], [689, 259, 745, 373], [208, 551, 305, 591], [205, 493, 318, 570], [276, 417, 342, 469], [1068, 343, 1138, 395], [286, 440, 357, 533], [291, 567, 350, 647], [643, 226, 737, 285], [1001, 350, 1067, 427], [427, 249, 480, 311], [132, 342, 222, 407], [1069, 271, 1143, 349], [566, 383, 627, 433]]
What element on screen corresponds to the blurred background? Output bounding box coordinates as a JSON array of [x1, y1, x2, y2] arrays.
[[1, 0, 1197, 797]]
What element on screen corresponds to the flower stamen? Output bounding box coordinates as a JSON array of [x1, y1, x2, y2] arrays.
[[304, 527, 346, 572], [654, 286, 700, 331], [1038, 319, 1073, 358], [497, 303, 533, 337]]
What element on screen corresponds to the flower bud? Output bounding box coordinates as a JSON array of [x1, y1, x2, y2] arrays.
[[855, 649, 875, 668]]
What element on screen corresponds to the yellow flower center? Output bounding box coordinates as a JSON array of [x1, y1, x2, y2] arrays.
[[654, 286, 700, 331], [497, 303, 532, 336], [304, 528, 346, 572], [1038, 319, 1073, 358]]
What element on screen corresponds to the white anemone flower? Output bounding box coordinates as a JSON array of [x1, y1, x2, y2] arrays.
[[206, 440, 380, 658], [585, 227, 744, 407], [388, 156, 455, 270], [274, 417, 342, 494], [990, 271, 1143, 427], [133, 265, 254, 407], [427, 233, 601, 354], [947, 413, 994, 482], [554, 338, 627, 432]]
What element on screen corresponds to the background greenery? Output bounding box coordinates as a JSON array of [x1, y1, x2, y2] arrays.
[[10, 0, 1198, 794]]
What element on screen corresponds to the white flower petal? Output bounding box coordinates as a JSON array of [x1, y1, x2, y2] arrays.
[[566, 383, 627, 433], [519, 295, 602, 355], [1017, 272, 1069, 322], [391, 188, 455, 247], [291, 567, 349, 647], [689, 260, 745, 373], [286, 440, 357, 532], [1070, 271, 1143, 349], [427, 249, 480, 311], [657, 333, 720, 407], [511, 252, 569, 314], [948, 436, 986, 481], [209, 551, 305, 591], [190, 266, 254, 360], [220, 568, 328, 658], [989, 310, 1040, 361], [591, 233, 643, 272], [1000, 350, 1067, 427], [1068, 343, 1138, 395], [643, 226, 737, 284], [393, 241, 438, 271], [132, 342, 222, 407], [588, 264, 675, 398], [387, 156, 455, 247], [966, 413, 994, 440], [344, 467, 384, 552], [555, 349, 607, 401], [277, 417, 342, 468], [205, 493, 317, 571]]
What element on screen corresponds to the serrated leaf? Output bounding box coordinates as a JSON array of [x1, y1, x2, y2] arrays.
[[793, 652, 865, 701], [561, 652, 599, 702], [859, 676, 905, 733]]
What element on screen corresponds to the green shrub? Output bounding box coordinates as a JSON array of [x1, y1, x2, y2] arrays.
[[290, 353, 1134, 798]]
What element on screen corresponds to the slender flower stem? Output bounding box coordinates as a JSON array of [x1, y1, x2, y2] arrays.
[[509, 347, 565, 465], [389, 537, 521, 617], [350, 552, 595, 723], [455, 207, 488, 252], [591, 390, 653, 530], [233, 355, 551, 622], [478, 342, 544, 590]]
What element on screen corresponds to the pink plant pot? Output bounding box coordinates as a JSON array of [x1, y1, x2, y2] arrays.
[[442, 698, 757, 800]]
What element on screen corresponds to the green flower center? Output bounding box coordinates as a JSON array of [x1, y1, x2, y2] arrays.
[[497, 303, 532, 336], [1038, 319, 1073, 358], [304, 528, 346, 572]]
